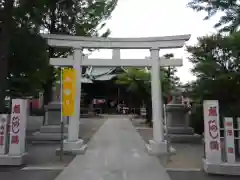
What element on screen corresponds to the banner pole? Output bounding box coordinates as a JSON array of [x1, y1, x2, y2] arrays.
[[60, 68, 64, 161]]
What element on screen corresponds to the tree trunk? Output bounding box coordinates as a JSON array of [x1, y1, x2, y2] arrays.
[[145, 99, 152, 127], [43, 66, 55, 105], [0, 0, 14, 112], [43, 4, 57, 105]]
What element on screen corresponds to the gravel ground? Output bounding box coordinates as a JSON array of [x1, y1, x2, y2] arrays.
[[131, 117, 204, 169]]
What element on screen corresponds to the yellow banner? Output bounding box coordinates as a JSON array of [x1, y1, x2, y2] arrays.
[[62, 68, 76, 116]]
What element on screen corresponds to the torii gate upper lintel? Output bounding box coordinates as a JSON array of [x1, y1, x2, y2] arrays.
[[42, 34, 191, 49], [42, 33, 191, 156]]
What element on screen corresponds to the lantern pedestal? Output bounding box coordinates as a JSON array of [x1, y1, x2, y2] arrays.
[[165, 104, 201, 143]]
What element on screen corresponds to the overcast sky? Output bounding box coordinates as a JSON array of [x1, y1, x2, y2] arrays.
[[89, 0, 220, 83]]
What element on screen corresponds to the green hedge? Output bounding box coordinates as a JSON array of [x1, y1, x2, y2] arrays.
[[190, 104, 204, 134], [30, 108, 45, 116], [189, 103, 240, 135]]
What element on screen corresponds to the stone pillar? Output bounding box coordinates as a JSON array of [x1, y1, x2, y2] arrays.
[[0, 114, 8, 155], [68, 48, 82, 141], [151, 49, 164, 143], [146, 48, 168, 155], [62, 48, 87, 154], [237, 118, 240, 155], [7, 99, 28, 165]]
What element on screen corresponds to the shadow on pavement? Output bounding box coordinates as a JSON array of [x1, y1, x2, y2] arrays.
[[168, 171, 240, 180]]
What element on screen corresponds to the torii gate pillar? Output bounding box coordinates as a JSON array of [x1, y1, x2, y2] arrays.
[[62, 48, 87, 154], [146, 48, 167, 154]]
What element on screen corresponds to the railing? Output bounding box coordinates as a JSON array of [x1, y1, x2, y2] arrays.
[[219, 126, 240, 163]]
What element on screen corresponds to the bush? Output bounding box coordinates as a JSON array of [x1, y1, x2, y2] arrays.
[[190, 104, 204, 134], [30, 108, 45, 116], [189, 102, 240, 135]]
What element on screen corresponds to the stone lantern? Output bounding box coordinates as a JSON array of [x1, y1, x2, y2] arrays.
[[165, 90, 201, 143]]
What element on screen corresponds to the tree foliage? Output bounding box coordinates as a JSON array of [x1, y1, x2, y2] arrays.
[[8, 26, 48, 97], [116, 66, 178, 102], [187, 0, 240, 33], [115, 55, 180, 123], [116, 68, 151, 95], [163, 53, 180, 90], [0, 0, 118, 109], [35, 0, 118, 105], [17, 0, 117, 37], [187, 32, 240, 117], [0, 0, 15, 111]]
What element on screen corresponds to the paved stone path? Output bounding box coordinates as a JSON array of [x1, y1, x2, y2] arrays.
[[54, 116, 171, 180]]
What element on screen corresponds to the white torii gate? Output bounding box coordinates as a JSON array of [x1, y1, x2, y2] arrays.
[[42, 34, 191, 155]]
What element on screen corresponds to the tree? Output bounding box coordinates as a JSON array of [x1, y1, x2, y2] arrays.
[[163, 53, 180, 96], [0, 0, 14, 112], [31, 0, 118, 105], [187, 32, 240, 117], [7, 26, 48, 98], [115, 68, 152, 125], [0, 0, 118, 110], [187, 0, 240, 33], [115, 65, 177, 125], [0, 1, 52, 100]]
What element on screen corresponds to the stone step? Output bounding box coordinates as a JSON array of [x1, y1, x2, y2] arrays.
[[40, 125, 68, 133], [165, 134, 202, 144], [31, 132, 68, 141], [165, 127, 194, 135], [0, 153, 27, 166]]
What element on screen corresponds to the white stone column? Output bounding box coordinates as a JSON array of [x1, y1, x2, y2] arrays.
[[151, 49, 164, 142], [62, 48, 87, 154], [146, 48, 168, 155], [68, 48, 82, 141]]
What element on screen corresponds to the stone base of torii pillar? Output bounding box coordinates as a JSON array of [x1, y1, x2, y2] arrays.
[[56, 139, 87, 155]]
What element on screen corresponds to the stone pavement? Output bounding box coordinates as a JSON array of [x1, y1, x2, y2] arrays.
[[54, 116, 171, 180]]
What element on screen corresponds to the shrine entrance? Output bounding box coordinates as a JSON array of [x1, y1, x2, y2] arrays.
[[42, 34, 190, 155]]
